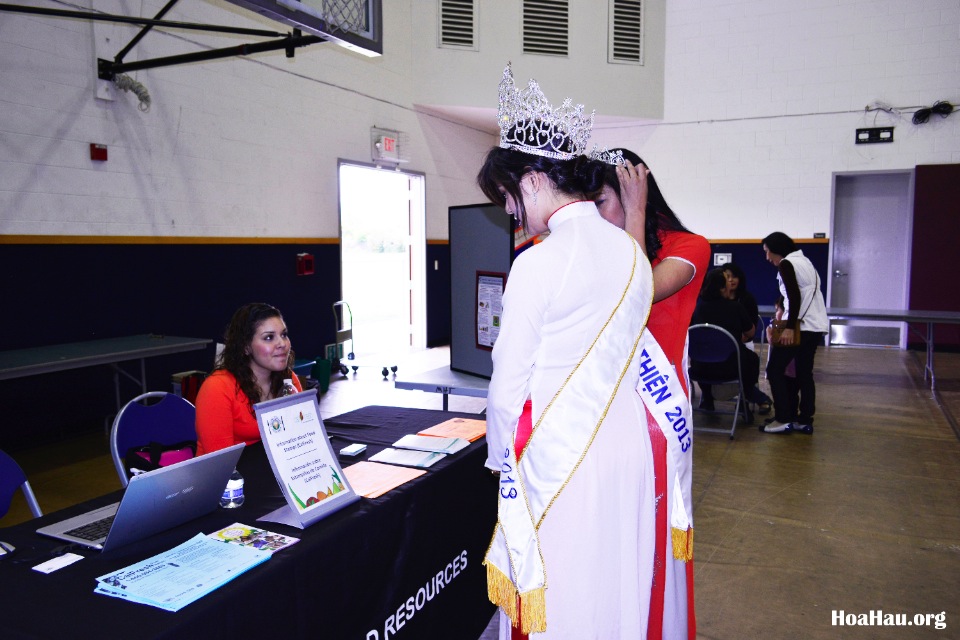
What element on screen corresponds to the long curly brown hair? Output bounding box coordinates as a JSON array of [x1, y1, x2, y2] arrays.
[[216, 302, 295, 413]]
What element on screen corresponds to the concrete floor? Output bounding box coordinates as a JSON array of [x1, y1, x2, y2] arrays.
[[4, 346, 959, 639], [691, 347, 959, 640]]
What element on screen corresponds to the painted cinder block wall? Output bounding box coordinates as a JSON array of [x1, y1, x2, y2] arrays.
[[2, 0, 958, 444], [591, 0, 960, 241]]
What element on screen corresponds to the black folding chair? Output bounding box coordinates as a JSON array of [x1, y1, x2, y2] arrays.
[[688, 323, 752, 439]]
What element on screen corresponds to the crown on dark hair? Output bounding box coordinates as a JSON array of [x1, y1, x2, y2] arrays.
[[498, 63, 594, 160]]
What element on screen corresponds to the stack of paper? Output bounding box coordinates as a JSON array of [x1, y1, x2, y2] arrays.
[[369, 447, 446, 468], [418, 417, 487, 442], [343, 460, 427, 498], [94, 534, 270, 612], [393, 434, 470, 454]]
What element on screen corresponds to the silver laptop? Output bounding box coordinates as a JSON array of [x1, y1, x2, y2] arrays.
[[37, 443, 244, 552]]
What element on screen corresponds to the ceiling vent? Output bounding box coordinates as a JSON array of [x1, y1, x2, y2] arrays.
[[523, 0, 568, 57], [609, 0, 643, 64], [439, 0, 477, 50]]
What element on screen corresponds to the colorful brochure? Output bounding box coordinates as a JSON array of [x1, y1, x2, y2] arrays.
[[208, 523, 299, 553]]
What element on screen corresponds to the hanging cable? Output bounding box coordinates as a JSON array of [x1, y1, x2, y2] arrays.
[[113, 73, 151, 112], [912, 100, 954, 125]]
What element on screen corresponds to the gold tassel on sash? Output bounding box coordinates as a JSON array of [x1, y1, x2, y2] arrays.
[[519, 587, 547, 634], [671, 526, 694, 562], [486, 561, 518, 622], [486, 561, 548, 634]]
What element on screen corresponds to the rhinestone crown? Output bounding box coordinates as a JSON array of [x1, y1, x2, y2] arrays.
[[590, 147, 626, 166], [498, 63, 594, 160]]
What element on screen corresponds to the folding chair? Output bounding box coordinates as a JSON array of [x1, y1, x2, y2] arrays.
[[109, 391, 197, 487], [688, 323, 752, 439], [0, 449, 42, 519]]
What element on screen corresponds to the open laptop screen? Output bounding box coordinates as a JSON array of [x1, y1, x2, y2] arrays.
[[37, 443, 244, 551]]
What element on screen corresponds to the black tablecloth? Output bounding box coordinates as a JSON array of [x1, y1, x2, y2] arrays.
[[0, 407, 497, 639]]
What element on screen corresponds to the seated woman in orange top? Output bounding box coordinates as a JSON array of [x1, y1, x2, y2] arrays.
[[196, 302, 302, 456]]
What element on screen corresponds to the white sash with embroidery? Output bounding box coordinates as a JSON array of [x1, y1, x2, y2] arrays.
[[635, 330, 695, 561], [484, 238, 650, 634]]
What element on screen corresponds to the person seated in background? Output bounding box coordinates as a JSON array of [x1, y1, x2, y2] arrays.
[[690, 269, 769, 413], [196, 302, 301, 456], [722, 262, 759, 344], [722, 262, 771, 408]]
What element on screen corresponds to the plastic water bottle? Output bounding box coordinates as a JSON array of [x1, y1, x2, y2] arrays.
[[220, 469, 245, 508]]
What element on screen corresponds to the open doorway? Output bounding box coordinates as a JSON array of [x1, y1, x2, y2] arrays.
[[338, 163, 426, 360], [828, 170, 914, 348]]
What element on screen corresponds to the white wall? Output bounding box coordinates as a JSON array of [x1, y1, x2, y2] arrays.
[[592, 0, 960, 240], [0, 0, 495, 239], [410, 0, 667, 121], [4, 0, 958, 242]]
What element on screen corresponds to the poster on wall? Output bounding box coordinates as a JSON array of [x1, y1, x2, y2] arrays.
[[476, 271, 506, 350]]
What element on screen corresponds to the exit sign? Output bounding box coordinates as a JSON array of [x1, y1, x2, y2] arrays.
[[377, 135, 400, 161]]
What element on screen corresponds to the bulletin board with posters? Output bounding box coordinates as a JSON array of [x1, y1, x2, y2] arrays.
[[449, 204, 514, 378]]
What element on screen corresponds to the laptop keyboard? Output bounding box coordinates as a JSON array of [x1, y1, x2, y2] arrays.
[[64, 515, 116, 541]]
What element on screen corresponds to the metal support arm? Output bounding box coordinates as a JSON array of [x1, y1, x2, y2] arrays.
[[0, 3, 327, 78], [0, 3, 286, 38], [98, 33, 324, 78], [115, 0, 180, 63]]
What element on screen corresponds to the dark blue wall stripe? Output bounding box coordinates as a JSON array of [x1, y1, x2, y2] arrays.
[[1, 241, 454, 449]]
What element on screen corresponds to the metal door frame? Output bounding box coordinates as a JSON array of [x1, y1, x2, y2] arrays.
[[828, 169, 915, 349], [336, 160, 428, 353]]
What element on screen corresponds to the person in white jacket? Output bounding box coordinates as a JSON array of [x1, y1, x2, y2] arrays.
[[761, 232, 828, 434]]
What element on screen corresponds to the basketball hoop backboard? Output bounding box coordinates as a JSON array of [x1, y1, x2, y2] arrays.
[[224, 0, 382, 56]]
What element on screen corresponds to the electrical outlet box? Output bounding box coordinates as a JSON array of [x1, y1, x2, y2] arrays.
[[855, 127, 894, 144], [713, 253, 732, 266]]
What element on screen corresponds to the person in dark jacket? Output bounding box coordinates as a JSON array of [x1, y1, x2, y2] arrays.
[[691, 269, 768, 411], [722, 262, 759, 342]]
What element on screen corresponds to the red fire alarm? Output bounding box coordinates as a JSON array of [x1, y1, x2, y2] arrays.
[[296, 252, 315, 276], [90, 143, 108, 161]]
